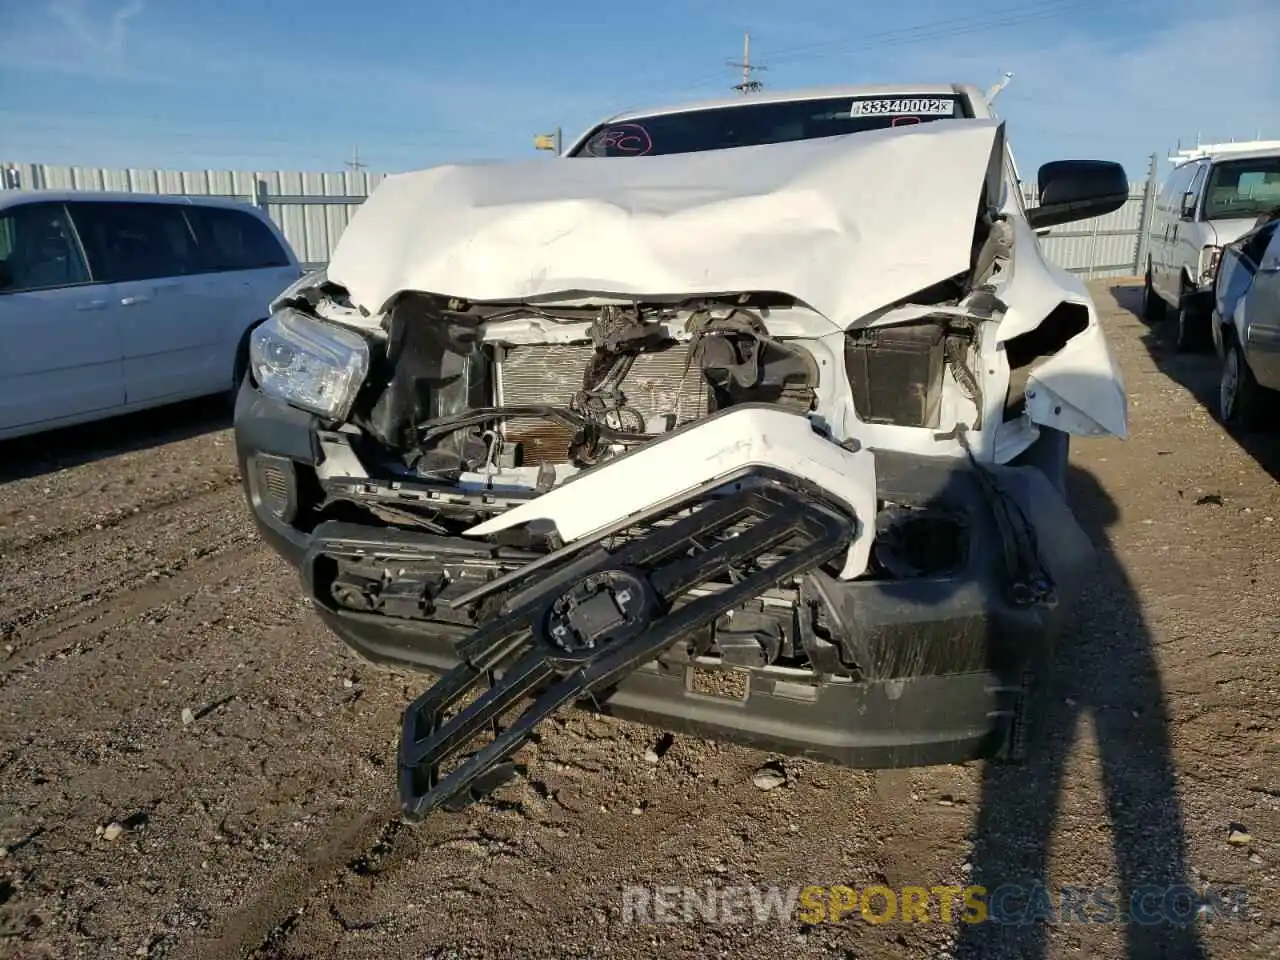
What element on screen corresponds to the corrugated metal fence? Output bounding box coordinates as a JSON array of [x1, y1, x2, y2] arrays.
[[2, 160, 1157, 279], [1028, 178, 1154, 279], [0, 162, 383, 273]]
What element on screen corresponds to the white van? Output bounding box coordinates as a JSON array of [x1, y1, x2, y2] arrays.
[[1144, 146, 1280, 351], [0, 191, 302, 441]]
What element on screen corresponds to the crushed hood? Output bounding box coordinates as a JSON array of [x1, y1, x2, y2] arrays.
[[326, 119, 1006, 324]]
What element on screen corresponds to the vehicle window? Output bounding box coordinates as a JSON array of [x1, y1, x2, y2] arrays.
[[68, 201, 199, 283], [1163, 167, 1183, 208], [1160, 163, 1195, 212], [0, 202, 91, 292], [1202, 156, 1280, 221], [1239, 221, 1278, 267], [1184, 164, 1207, 215], [571, 94, 967, 158], [185, 205, 291, 271]]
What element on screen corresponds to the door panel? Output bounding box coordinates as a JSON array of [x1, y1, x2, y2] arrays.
[[1244, 225, 1280, 389], [1173, 164, 1209, 291], [1154, 162, 1197, 298], [0, 202, 124, 433], [68, 201, 220, 404], [183, 205, 300, 387]]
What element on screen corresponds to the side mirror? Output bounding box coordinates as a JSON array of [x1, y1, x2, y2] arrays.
[[1026, 159, 1128, 230], [1180, 191, 1197, 219]]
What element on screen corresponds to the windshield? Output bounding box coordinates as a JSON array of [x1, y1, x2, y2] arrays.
[[1202, 157, 1280, 221], [570, 94, 968, 157]]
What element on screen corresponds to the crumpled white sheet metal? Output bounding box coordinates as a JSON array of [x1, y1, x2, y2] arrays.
[[465, 406, 879, 581], [326, 119, 1004, 326]]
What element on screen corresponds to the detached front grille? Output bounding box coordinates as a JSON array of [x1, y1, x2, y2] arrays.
[[497, 342, 709, 464]]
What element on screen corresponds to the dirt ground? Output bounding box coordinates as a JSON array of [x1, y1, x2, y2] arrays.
[[0, 282, 1277, 960]]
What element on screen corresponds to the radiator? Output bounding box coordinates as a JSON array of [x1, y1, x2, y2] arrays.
[[496, 342, 709, 464]]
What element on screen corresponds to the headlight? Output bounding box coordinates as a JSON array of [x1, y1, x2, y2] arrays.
[[249, 308, 370, 421], [1200, 245, 1222, 285]]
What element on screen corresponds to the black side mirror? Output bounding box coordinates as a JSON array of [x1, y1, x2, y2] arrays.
[[1026, 159, 1129, 230]]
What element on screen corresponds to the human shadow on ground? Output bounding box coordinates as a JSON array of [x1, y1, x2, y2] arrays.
[[954, 461, 1207, 960]]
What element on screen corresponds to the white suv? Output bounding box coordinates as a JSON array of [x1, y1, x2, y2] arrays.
[[0, 191, 302, 440], [1144, 145, 1280, 351]]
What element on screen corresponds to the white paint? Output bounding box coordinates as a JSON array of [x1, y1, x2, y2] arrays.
[[1024, 320, 1130, 439], [986, 216, 1130, 443], [315, 434, 370, 479], [464, 406, 878, 581], [285, 84, 1129, 483], [325, 120, 1005, 327], [0, 190, 302, 442]]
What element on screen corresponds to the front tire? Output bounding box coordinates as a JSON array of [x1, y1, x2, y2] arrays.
[[1173, 279, 1209, 353], [1220, 335, 1275, 431], [1141, 268, 1165, 323]]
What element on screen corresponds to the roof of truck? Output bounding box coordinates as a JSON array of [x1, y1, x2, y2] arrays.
[[596, 83, 990, 126], [1169, 142, 1280, 166]]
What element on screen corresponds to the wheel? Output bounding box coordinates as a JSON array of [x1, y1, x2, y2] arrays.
[[1141, 268, 1165, 322], [1220, 335, 1276, 431], [1173, 279, 1208, 353]]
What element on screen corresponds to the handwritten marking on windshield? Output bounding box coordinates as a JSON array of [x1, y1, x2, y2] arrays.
[[594, 123, 654, 156]]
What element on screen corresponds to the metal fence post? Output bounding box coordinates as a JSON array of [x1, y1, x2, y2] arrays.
[[1133, 153, 1158, 276]]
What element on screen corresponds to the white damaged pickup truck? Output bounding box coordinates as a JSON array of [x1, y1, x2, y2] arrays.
[[233, 84, 1131, 820]]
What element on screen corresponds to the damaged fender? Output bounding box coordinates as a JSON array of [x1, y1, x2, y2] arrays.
[[465, 404, 878, 580], [1024, 321, 1129, 439], [997, 217, 1130, 440]]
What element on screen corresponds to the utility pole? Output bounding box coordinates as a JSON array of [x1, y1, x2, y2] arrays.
[[727, 30, 765, 94], [345, 144, 367, 174]]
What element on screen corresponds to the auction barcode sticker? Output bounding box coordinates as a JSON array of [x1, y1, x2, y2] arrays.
[[849, 97, 955, 117]]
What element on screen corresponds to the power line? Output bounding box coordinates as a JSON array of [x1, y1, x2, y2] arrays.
[[661, 0, 1139, 101], [752, 0, 1115, 65]]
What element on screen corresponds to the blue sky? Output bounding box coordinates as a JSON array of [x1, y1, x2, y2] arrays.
[[2, 0, 1277, 182]]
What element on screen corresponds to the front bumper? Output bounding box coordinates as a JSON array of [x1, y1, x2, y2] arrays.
[[235, 382, 1095, 812]]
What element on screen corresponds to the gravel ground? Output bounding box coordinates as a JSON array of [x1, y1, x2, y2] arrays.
[[0, 282, 1277, 960]]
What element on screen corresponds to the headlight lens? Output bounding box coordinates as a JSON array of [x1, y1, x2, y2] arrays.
[[249, 308, 370, 421], [1201, 245, 1222, 284]]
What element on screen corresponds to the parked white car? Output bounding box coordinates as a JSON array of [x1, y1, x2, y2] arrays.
[[1144, 145, 1280, 351], [233, 84, 1131, 820], [1212, 215, 1280, 428], [0, 190, 302, 441]]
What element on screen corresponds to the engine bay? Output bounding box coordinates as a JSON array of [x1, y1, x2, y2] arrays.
[[321, 287, 988, 488]]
